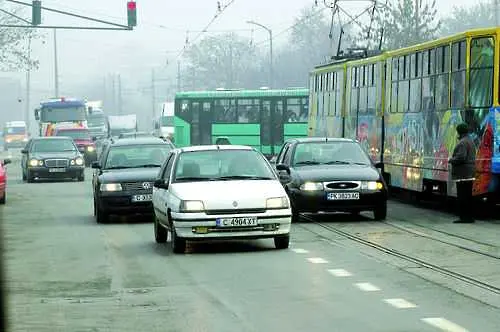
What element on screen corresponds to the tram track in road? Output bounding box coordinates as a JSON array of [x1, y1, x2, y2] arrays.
[[298, 217, 500, 296], [381, 221, 500, 260]]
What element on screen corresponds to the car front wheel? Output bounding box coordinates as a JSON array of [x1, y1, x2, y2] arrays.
[[171, 228, 186, 254], [154, 216, 168, 243], [373, 203, 387, 221], [95, 199, 109, 223], [274, 235, 290, 249]]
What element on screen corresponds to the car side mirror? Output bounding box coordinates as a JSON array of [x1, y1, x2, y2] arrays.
[[3, 158, 11, 165], [153, 179, 168, 189], [374, 162, 383, 169], [276, 163, 290, 174], [34, 108, 40, 120], [91, 161, 101, 169], [21, 149, 28, 154], [92, 136, 97, 141]]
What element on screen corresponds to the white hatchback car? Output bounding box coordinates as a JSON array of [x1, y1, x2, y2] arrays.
[[152, 145, 292, 253]]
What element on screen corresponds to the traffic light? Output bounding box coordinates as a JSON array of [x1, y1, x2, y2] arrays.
[[127, 1, 137, 27], [32, 0, 41, 26]]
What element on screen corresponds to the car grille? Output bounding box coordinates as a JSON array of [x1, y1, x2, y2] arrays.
[[44, 159, 69, 168], [325, 181, 360, 190], [205, 208, 266, 215], [121, 181, 153, 192]]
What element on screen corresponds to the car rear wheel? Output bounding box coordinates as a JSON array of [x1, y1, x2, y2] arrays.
[[26, 171, 34, 183], [373, 203, 387, 221], [22, 170, 26, 181], [274, 235, 290, 249], [77, 173, 85, 182], [171, 228, 186, 254], [154, 216, 168, 243]]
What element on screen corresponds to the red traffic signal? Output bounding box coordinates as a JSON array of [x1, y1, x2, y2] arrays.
[[127, 1, 137, 27]]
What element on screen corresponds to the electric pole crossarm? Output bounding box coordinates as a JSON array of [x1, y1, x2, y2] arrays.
[[6, 0, 131, 29], [0, 8, 31, 24], [0, 24, 131, 30]]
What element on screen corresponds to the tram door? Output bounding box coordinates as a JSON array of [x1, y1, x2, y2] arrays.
[[261, 98, 284, 156]]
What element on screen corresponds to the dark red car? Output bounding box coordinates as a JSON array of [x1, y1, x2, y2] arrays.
[[0, 158, 11, 204], [54, 127, 97, 166]]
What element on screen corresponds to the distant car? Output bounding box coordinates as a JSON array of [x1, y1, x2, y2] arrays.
[[53, 127, 97, 166], [92, 137, 174, 223], [21, 137, 85, 183], [215, 136, 231, 145], [0, 158, 12, 204], [273, 138, 388, 222], [152, 145, 292, 253]]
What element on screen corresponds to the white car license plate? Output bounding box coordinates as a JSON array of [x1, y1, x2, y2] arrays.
[[216, 217, 258, 227], [131, 194, 152, 202], [327, 192, 360, 200], [49, 168, 66, 173]]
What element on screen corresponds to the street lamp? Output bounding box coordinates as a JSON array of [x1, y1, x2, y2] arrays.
[[247, 20, 273, 88]]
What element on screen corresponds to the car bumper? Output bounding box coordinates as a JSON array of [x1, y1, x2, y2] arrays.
[[28, 166, 84, 179], [170, 209, 292, 240], [97, 191, 153, 215], [288, 188, 387, 213]]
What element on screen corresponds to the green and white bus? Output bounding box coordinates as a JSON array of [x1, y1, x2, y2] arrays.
[[173, 88, 309, 157]]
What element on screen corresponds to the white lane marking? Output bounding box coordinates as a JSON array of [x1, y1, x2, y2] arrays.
[[421, 318, 469, 332], [307, 257, 328, 264], [327, 269, 352, 277], [383, 298, 417, 309], [291, 248, 309, 254], [354, 282, 380, 292]]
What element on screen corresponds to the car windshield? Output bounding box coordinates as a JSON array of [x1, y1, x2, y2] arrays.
[[104, 144, 172, 169], [55, 129, 90, 140], [292, 141, 371, 166], [173, 149, 276, 182], [31, 139, 76, 152], [6, 127, 25, 134]]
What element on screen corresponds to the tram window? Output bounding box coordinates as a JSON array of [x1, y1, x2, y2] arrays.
[[470, 37, 494, 107], [435, 74, 449, 110], [409, 79, 422, 112], [417, 52, 423, 77], [392, 58, 398, 82], [336, 73, 344, 116], [351, 87, 359, 115], [368, 85, 377, 114], [391, 81, 398, 113], [410, 54, 417, 78], [359, 86, 367, 114], [398, 57, 405, 80], [385, 59, 392, 113], [405, 55, 410, 79], [451, 71, 466, 109], [315, 75, 319, 92], [422, 76, 435, 112], [422, 50, 429, 76], [429, 48, 436, 75], [301, 98, 309, 122], [398, 80, 409, 112]]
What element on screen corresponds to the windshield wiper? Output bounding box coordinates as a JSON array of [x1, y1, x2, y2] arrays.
[[104, 166, 130, 170], [295, 160, 320, 165], [323, 160, 351, 165], [216, 175, 274, 180], [175, 177, 216, 182], [133, 164, 162, 168]]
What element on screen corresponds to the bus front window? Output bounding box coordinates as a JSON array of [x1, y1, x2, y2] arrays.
[[41, 107, 86, 122]]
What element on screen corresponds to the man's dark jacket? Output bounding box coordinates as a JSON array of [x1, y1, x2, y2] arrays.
[[449, 135, 476, 180]]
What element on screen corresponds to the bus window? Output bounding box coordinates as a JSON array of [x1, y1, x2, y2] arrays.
[[273, 101, 284, 146], [470, 37, 494, 108], [214, 99, 237, 123], [286, 98, 301, 122], [237, 99, 254, 123]]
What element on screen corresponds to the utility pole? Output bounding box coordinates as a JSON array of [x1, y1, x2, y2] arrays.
[[247, 20, 273, 88], [110, 74, 115, 114], [53, 28, 59, 97], [25, 36, 32, 134], [177, 61, 181, 91], [151, 68, 156, 121], [117, 74, 122, 115]]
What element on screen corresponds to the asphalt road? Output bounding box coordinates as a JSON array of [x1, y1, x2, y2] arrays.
[[1, 157, 500, 332]]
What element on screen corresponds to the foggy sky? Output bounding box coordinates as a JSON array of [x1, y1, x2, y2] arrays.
[[0, 0, 479, 130]]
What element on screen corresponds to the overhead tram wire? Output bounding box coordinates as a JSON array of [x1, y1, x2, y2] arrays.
[[174, 0, 238, 61], [252, 6, 329, 48]]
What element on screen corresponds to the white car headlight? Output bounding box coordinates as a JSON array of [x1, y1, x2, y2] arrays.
[[75, 157, 84, 166], [179, 200, 205, 212], [87, 146, 95, 152], [29, 159, 43, 167], [100, 183, 122, 192], [266, 196, 289, 209], [300, 182, 324, 191], [361, 181, 384, 191]]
